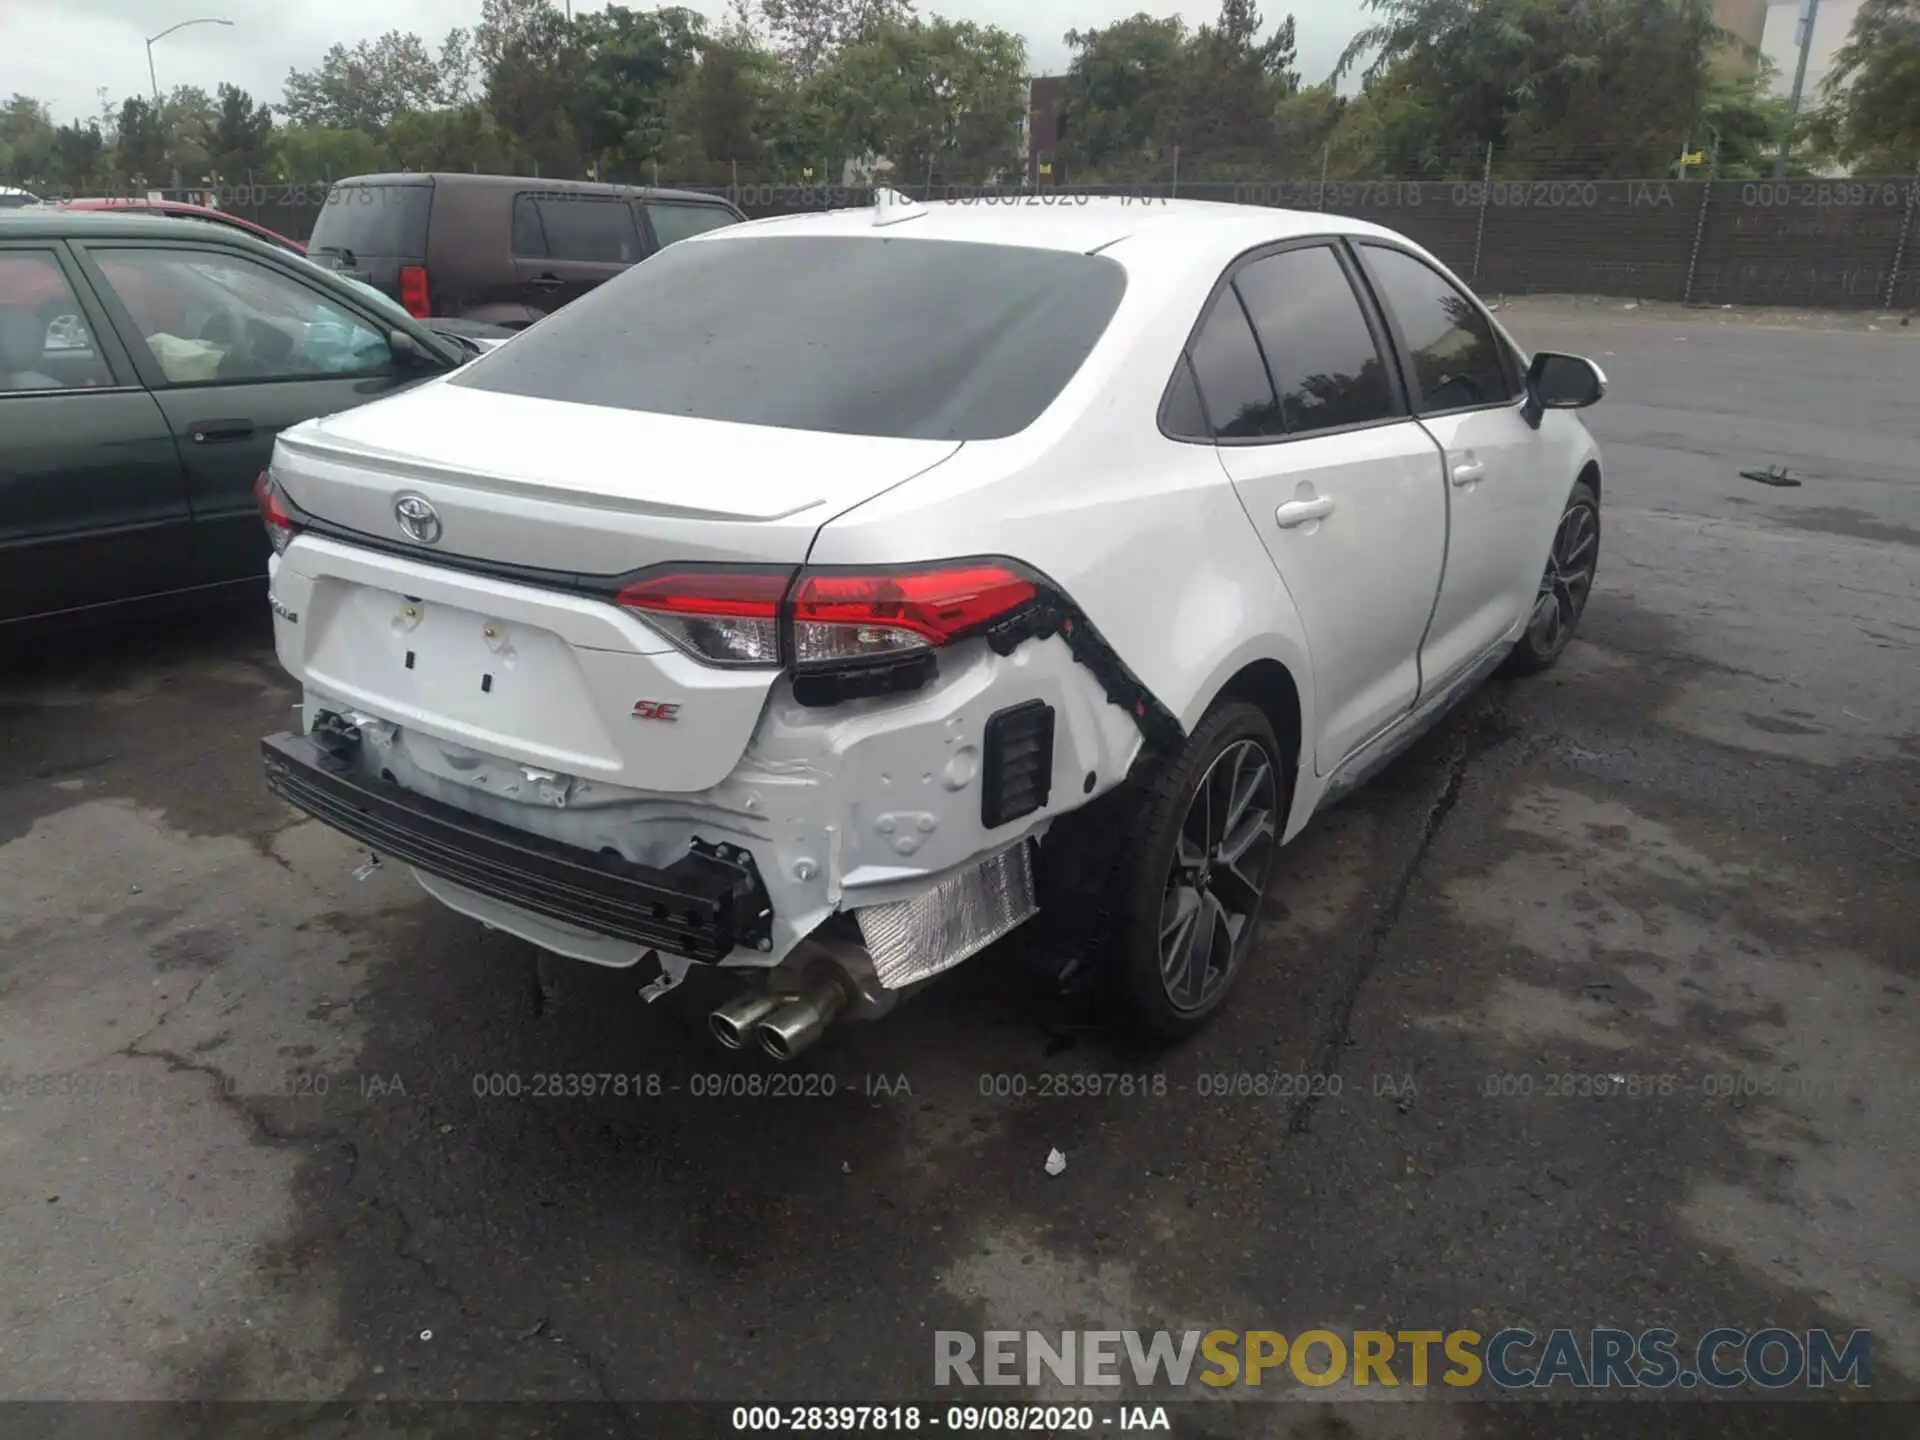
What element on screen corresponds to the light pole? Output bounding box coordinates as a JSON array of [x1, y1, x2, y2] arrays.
[[1775, 0, 1822, 177], [146, 17, 233, 107]]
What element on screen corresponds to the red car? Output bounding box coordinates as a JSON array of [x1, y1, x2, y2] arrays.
[[59, 197, 306, 255]]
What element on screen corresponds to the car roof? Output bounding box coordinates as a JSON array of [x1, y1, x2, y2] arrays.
[[330, 172, 729, 205], [0, 206, 306, 245], [703, 196, 1412, 268]]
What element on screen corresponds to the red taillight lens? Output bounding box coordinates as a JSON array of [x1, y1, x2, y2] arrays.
[[398, 265, 430, 319], [255, 471, 295, 555], [613, 561, 1042, 672], [615, 568, 792, 667], [790, 564, 1038, 665]]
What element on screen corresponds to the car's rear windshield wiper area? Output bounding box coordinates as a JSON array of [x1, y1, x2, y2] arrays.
[[452, 235, 1129, 441]]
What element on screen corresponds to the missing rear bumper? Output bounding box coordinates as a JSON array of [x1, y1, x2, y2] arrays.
[[262, 727, 773, 962]]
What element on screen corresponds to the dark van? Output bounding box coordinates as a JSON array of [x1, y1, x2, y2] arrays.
[[305, 173, 747, 329]]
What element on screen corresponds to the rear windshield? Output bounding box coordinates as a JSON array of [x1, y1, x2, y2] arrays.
[[451, 234, 1128, 441], [308, 183, 432, 260]]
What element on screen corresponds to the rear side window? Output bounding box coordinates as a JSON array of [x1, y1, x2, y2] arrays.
[[530, 195, 641, 264], [453, 234, 1128, 441], [1359, 244, 1514, 413], [1183, 293, 1281, 439], [645, 201, 740, 248], [308, 183, 431, 260], [1232, 247, 1400, 436]]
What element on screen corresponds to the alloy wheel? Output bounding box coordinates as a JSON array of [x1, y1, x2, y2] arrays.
[[1158, 738, 1279, 1012], [1527, 499, 1599, 655]]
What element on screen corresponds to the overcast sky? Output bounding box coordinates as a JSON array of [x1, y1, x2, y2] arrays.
[[3, 0, 1378, 124]]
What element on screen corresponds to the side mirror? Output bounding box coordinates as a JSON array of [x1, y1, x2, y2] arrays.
[[387, 327, 438, 369], [1522, 351, 1607, 428]]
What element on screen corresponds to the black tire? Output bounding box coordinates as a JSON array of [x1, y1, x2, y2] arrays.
[[1102, 701, 1287, 1041], [1502, 479, 1600, 676]]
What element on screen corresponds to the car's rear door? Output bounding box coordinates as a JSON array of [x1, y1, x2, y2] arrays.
[[511, 191, 646, 312], [70, 236, 451, 589], [1350, 241, 1559, 692], [1191, 240, 1451, 776], [0, 241, 191, 623]]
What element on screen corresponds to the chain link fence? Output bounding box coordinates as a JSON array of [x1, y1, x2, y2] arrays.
[[29, 154, 1920, 312]]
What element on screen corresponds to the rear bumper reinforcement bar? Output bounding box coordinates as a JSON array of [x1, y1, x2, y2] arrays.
[[261, 730, 771, 961]]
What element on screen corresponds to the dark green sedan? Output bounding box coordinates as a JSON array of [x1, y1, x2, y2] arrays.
[[0, 208, 485, 628]]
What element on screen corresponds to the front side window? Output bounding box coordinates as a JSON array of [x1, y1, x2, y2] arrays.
[[1359, 244, 1514, 413], [0, 250, 114, 392], [454, 234, 1128, 441], [1231, 247, 1400, 436], [91, 248, 392, 385]]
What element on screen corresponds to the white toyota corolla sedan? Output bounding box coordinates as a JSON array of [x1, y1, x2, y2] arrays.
[[255, 191, 1605, 1058]]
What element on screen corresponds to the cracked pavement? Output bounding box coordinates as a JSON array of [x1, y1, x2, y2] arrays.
[[1, 299, 1916, 1438]]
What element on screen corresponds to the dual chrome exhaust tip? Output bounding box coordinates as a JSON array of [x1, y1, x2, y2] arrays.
[[709, 970, 852, 1061]]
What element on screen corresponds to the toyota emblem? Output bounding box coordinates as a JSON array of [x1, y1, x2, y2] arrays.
[[393, 493, 442, 546]]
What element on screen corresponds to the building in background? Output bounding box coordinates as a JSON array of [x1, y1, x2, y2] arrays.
[[1027, 75, 1066, 186], [1713, 0, 1771, 73]]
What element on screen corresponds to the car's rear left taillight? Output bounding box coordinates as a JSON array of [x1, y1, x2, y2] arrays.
[[255, 471, 296, 555], [789, 564, 1039, 665], [398, 265, 430, 318]]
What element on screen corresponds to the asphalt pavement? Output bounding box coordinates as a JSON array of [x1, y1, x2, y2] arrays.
[[1, 297, 1915, 1439]]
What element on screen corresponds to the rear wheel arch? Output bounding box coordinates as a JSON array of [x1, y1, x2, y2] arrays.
[[1214, 658, 1303, 796]]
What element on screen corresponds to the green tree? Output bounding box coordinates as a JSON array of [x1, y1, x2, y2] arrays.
[[51, 122, 109, 193], [749, 0, 916, 80], [1337, 0, 1733, 178], [1058, 1, 1301, 177], [692, 32, 781, 172], [0, 94, 57, 189], [804, 15, 1026, 181], [160, 84, 218, 184], [1059, 15, 1193, 174], [387, 104, 513, 173], [282, 30, 451, 134], [268, 125, 394, 183], [570, 5, 708, 173], [211, 84, 275, 183], [114, 96, 167, 188], [1813, 0, 1920, 172], [477, 0, 587, 174]]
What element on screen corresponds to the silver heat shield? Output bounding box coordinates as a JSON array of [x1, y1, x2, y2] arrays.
[[856, 842, 1038, 990]]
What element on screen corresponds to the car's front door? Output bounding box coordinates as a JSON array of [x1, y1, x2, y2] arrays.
[[1186, 241, 1451, 775], [1352, 242, 1559, 692], [0, 242, 191, 623], [72, 239, 443, 589]]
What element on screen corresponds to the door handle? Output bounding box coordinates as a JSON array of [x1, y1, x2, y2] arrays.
[[1274, 496, 1336, 529], [1451, 459, 1486, 486], [190, 420, 255, 445], [528, 274, 566, 290]]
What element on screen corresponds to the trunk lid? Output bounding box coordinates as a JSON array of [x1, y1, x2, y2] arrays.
[[272, 381, 963, 573], [267, 385, 963, 795]]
